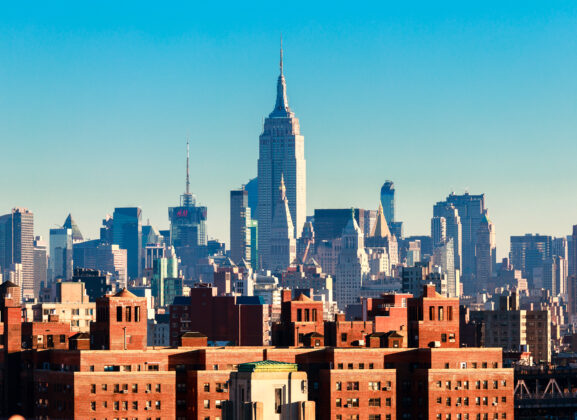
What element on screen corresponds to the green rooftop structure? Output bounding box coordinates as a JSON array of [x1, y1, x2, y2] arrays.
[[237, 360, 298, 373]]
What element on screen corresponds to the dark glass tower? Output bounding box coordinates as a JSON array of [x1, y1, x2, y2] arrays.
[[112, 207, 142, 280], [380, 181, 395, 225]]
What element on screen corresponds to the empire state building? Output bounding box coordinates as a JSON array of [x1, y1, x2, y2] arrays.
[[257, 44, 306, 269]]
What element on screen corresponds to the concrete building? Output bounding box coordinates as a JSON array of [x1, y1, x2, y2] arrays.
[[433, 202, 462, 271], [227, 361, 314, 420], [73, 241, 127, 288], [257, 45, 306, 269], [469, 293, 552, 363]]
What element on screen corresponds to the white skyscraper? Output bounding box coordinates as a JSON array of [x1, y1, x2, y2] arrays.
[[335, 211, 370, 310], [257, 42, 306, 269], [268, 175, 296, 272]]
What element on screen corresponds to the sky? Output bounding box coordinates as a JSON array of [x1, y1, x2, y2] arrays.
[[1, 1, 576, 257]]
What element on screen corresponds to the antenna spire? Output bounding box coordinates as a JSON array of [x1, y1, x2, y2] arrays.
[[186, 140, 190, 195], [280, 34, 284, 76]]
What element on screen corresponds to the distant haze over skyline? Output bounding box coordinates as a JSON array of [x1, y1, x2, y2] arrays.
[[1, 2, 576, 258]]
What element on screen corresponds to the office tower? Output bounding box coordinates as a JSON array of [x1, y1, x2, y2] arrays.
[[245, 177, 258, 220], [509, 234, 552, 288], [406, 240, 421, 267], [431, 216, 446, 248], [553, 255, 567, 296], [73, 241, 128, 288], [49, 228, 73, 282], [112, 207, 142, 280], [569, 226, 577, 322], [380, 181, 395, 225], [152, 248, 180, 308], [365, 204, 399, 269], [433, 202, 463, 271], [230, 187, 251, 264], [257, 44, 306, 269], [33, 236, 47, 295], [168, 142, 208, 250], [62, 214, 83, 242], [475, 212, 495, 290], [0, 208, 35, 298], [439, 193, 486, 293], [433, 238, 458, 297], [334, 211, 369, 310], [268, 176, 296, 272]]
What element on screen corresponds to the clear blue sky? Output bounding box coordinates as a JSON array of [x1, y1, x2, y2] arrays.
[[1, 1, 576, 257]]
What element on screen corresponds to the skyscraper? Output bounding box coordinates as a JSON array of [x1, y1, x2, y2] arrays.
[[509, 234, 552, 288], [431, 216, 447, 248], [268, 176, 296, 272], [63, 214, 84, 242], [230, 187, 251, 264], [33, 236, 47, 294], [169, 142, 208, 249], [0, 208, 34, 298], [441, 193, 486, 293], [433, 202, 462, 271], [475, 212, 496, 290], [49, 227, 73, 282], [380, 181, 395, 226], [257, 43, 306, 269], [335, 210, 370, 310], [113, 207, 142, 280]]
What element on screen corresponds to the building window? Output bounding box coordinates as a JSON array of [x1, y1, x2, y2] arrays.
[[359, 363, 364, 369], [447, 306, 453, 321], [347, 398, 359, 407], [203, 383, 210, 392], [385, 398, 391, 407], [369, 363, 374, 369], [336, 398, 342, 407], [116, 306, 123, 322], [59, 335, 66, 343], [368, 398, 381, 407], [441, 334, 447, 342], [348, 363, 353, 369], [135, 306, 140, 322], [122, 401, 128, 410], [132, 401, 138, 410], [91, 402, 96, 411], [204, 400, 210, 408], [341, 333, 348, 342], [337, 363, 343, 369], [90, 384, 96, 393], [155, 384, 161, 392], [215, 400, 222, 408], [438, 307, 444, 321], [297, 309, 302, 322], [368, 381, 380, 391], [132, 384, 138, 393], [102, 384, 107, 391], [346, 382, 359, 391], [429, 307, 435, 320], [335, 382, 341, 390], [275, 388, 282, 413], [369, 416, 381, 420], [155, 401, 161, 409]]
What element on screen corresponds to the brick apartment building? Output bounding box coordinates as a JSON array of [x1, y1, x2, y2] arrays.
[[0, 281, 514, 419]]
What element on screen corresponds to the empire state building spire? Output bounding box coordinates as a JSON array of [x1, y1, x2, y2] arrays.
[[272, 36, 290, 116]]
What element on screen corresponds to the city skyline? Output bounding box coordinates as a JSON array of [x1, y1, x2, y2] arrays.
[[1, 2, 577, 257]]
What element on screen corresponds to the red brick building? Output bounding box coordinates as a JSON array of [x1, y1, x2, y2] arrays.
[[169, 285, 270, 346], [0, 282, 513, 420]]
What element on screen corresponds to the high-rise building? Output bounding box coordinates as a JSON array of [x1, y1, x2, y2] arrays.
[[230, 187, 251, 265], [112, 207, 142, 280], [268, 176, 296, 272], [73, 241, 128, 288], [334, 211, 369, 310], [440, 193, 486, 293], [49, 227, 73, 282], [433, 202, 462, 271], [433, 238, 458, 297], [569, 226, 577, 322], [257, 44, 306, 269], [313, 208, 372, 242], [152, 248, 180, 308], [33, 236, 47, 295], [475, 212, 496, 290], [509, 234, 552, 288], [380, 180, 395, 226], [0, 208, 35, 298], [168, 142, 208, 250], [431, 216, 446, 248], [62, 214, 84, 242], [245, 177, 258, 220]]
